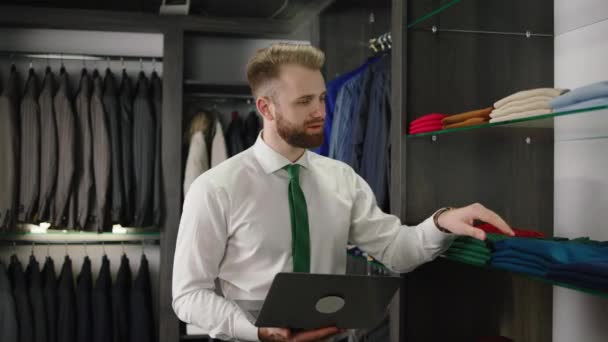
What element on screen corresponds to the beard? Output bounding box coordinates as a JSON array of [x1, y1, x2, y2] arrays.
[[275, 111, 324, 149]]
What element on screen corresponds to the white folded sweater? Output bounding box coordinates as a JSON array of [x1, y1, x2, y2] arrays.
[[489, 108, 552, 123], [490, 98, 552, 118], [494, 88, 564, 108]]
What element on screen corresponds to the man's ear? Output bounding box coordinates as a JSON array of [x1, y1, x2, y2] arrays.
[[257, 96, 275, 121]]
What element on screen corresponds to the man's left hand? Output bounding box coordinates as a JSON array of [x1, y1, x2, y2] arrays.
[[436, 203, 514, 240]]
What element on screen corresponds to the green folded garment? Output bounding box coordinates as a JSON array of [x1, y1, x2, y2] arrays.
[[444, 253, 489, 266], [447, 247, 491, 259], [445, 249, 491, 262], [450, 242, 491, 255]]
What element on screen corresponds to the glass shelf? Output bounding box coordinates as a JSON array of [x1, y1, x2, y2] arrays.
[[407, 104, 608, 138], [406, 0, 462, 29], [0, 229, 160, 243], [440, 255, 608, 299]]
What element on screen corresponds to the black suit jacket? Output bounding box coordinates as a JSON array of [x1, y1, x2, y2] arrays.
[[93, 255, 112, 342], [130, 254, 155, 342], [26, 256, 47, 342], [8, 255, 33, 342], [150, 71, 163, 226], [57, 256, 76, 342], [52, 68, 76, 229], [0, 66, 21, 230], [132, 73, 155, 227], [103, 69, 125, 224], [0, 261, 18, 342], [76, 257, 93, 342], [112, 254, 131, 342], [38, 68, 58, 222], [42, 257, 58, 342], [18, 69, 41, 223]]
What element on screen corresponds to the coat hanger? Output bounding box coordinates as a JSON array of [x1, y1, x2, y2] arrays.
[[141, 240, 146, 257], [121, 241, 126, 256], [31, 242, 35, 257], [83, 242, 89, 257], [101, 241, 107, 256]]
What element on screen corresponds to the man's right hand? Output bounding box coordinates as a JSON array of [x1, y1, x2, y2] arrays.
[[258, 327, 342, 342]]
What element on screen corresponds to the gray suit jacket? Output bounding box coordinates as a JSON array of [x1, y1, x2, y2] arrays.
[[0, 66, 20, 229], [52, 68, 76, 228], [38, 68, 58, 222], [74, 70, 94, 230], [150, 71, 163, 226], [0, 262, 18, 342], [91, 71, 111, 232], [18, 69, 41, 223], [119, 70, 134, 225]]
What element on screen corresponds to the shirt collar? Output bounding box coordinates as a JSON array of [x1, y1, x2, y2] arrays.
[[253, 132, 310, 174]]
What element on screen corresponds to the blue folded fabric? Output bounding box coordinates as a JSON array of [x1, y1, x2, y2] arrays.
[[492, 250, 552, 269], [550, 81, 608, 109], [491, 261, 546, 277], [493, 238, 608, 266], [552, 97, 608, 113], [549, 260, 608, 277]]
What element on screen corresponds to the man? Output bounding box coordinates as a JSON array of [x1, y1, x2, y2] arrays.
[[172, 43, 513, 342]]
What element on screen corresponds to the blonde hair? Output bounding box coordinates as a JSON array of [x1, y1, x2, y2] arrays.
[[246, 43, 325, 97]]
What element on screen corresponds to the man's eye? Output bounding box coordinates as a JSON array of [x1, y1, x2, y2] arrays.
[[298, 99, 312, 105]]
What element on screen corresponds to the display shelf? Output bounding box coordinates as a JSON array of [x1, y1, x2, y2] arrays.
[[407, 104, 608, 138], [441, 255, 608, 299], [0, 229, 160, 243]]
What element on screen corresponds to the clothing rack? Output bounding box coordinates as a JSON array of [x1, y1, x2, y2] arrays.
[[415, 25, 553, 38], [0, 50, 162, 62]]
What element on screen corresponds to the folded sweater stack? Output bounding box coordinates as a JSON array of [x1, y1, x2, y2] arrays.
[[442, 107, 493, 129], [409, 113, 448, 134], [489, 88, 565, 123], [549, 80, 608, 112]]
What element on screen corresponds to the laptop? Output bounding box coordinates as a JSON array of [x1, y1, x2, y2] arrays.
[[255, 272, 401, 330]]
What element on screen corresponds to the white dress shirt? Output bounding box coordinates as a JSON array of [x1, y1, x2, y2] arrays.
[[172, 134, 454, 341]]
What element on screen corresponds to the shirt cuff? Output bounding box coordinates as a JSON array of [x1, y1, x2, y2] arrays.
[[420, 215, 456, 248], [234, 311, 260, 341]]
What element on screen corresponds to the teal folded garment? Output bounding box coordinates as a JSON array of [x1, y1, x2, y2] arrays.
[[492, 261, 545, 277], [492, 250, 551, 269], [447, 247, 491, 259], [493, 238, 608, 266]]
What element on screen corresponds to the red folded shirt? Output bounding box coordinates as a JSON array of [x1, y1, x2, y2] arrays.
[[409, 121, 443, 131], [476, 223, 545, 238], [410, 120, 443, 130], [410, 113, 448, 126], [409, 125, 444, 134]]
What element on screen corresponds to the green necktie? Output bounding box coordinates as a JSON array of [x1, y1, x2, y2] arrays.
[[284, 164, 311, 273]]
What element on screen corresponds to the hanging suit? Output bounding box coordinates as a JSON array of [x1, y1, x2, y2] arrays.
[[91, 71, 111, 232], [93, 255, 112, 342], [132, 72, 155, 227], [103, 69, 125, 224], [112, 254, 131, 342], [226, 114, 245, 157], [0, 66, 21, 230], [150, 71, 163, 226], [38, 68, 58, 223], [19, 69, 41, 223], [243, 110, 261, 149], [42, 257, 57, 342], [0, 262, 18, 342], [57, 256, 76, 342], [53, 68, 76, 229], [130, 254, 155, 342], [76, 257, 93, 342], [74, 70, 94, 230], [119, 70, 134, 225], [26, 256, 47, 342], [8, 255, 33, 342]]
